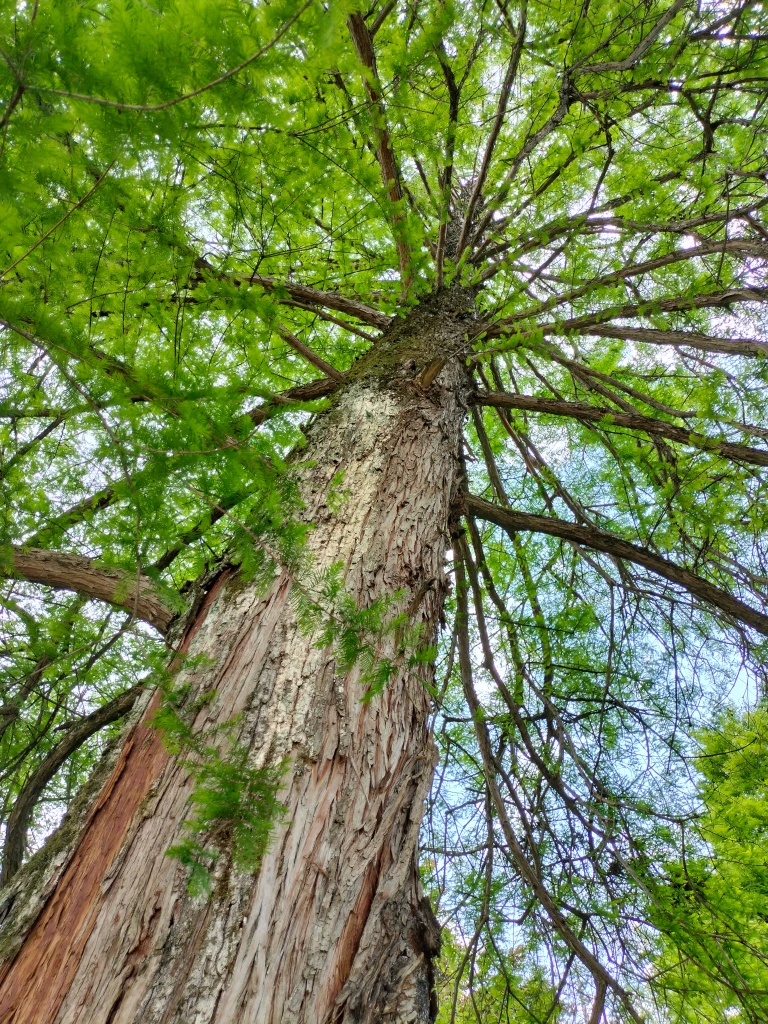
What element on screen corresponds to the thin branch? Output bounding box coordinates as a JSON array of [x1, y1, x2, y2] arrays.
[[0, 160, 117, 281], [26, 487, 117, 547], [496, 286, 768, 333], [453, 543, 643, 1022], [0, 683, 143, 884], [28, 2, 312, 112], [455, 0, 528, 256], [151, 488, 255, 571], [574, 0, 688, 76]]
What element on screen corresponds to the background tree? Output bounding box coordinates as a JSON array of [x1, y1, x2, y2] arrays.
[[0, 0, 767, 1021]]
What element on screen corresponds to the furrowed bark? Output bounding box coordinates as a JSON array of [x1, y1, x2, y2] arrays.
[[1, 547, 173, 634], [0, 291, 473, 1024]]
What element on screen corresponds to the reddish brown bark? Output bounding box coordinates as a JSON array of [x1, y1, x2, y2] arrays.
[[0, 575, 228, 1023]]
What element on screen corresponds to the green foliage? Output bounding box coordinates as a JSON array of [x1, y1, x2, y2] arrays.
[[649, 707, 768, 1022], [153, 679, 287, 896], [1, 0, 768, 1017]]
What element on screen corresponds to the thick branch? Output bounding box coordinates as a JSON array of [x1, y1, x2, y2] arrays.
[[496, 286, 768, 333], [580, 324, 768, 358], [0, 684, 143, 884], [208, 266, 391, 329], [472, 391, 768, 467], [463, 494, 768, 636], [2, 548, 173, 634], [245, 376, 340, 426]]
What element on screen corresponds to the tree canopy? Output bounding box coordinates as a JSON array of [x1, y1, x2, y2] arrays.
[[1, 0, 768, 1019]]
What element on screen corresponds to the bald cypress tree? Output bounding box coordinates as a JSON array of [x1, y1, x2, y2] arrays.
[[0, 1, 767, 1020]]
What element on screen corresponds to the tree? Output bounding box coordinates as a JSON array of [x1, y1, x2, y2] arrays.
[[651, 706, 768, 1022], [0, 0, 767, 1020]]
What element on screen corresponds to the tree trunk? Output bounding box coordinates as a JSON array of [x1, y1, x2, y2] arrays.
[[0, 295, 473, 1024]]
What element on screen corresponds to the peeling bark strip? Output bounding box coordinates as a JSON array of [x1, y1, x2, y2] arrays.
[[0, 574, 229, 1023], [2, 547, 173, 634], [0, 296, 472, 1023], [464, 493, 768, 636]]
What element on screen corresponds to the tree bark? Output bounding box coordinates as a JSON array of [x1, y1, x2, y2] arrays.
[[0, 294, 472, 1024]]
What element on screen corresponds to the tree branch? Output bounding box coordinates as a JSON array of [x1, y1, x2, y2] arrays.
[[578, 324, 768, 359], [276, 325, 346, 382], [463, 493, 768, 636], [574, 0, 688, 76], [2, 548, 174, 634], [27, 1, 312, 113], [455, 0, 528, 256], [471, 390, 768, 467], [228, 268, 391, 329], [245, 376, 340, 426], [497, 285, 768, 332], [453, 543, 643, 1021], [347, 11, 412, 289]]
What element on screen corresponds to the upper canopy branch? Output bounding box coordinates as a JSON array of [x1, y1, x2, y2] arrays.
[[471, 390, 768, 467], [2, 547, 174, 635], [455, 0, 528, 257], [463, 493, 768, 636], [215, 267, 391, 329], [347, 11, 412, 289]]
